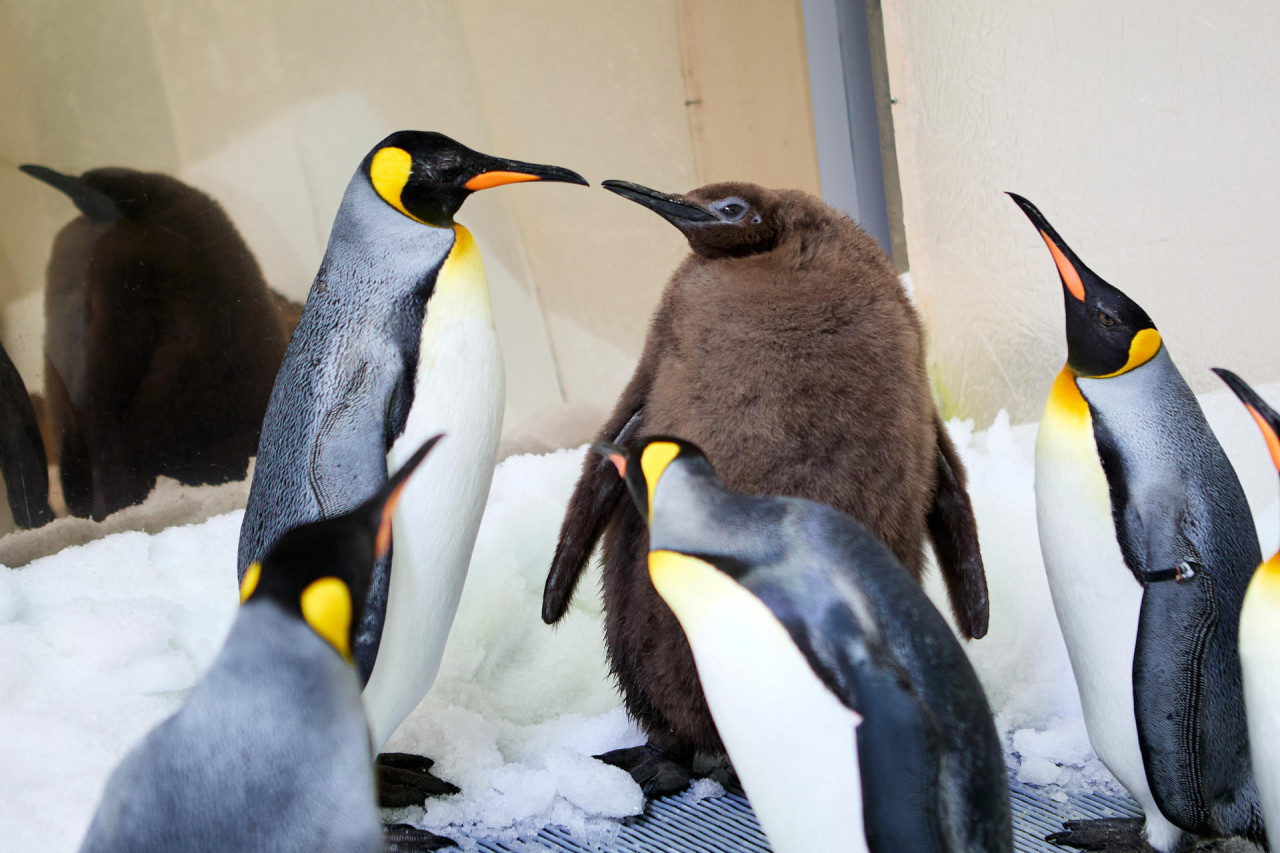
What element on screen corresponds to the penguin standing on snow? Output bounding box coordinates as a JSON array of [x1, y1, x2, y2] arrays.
[[542, 179, 987, 793], [20, 164, 290, 520], [78, 438, 445, 853], [238, 131, 586, 801], [1215, 368, 1280, 853], [1011, 194, 1263, 852], [592, 435, 1010, 853]]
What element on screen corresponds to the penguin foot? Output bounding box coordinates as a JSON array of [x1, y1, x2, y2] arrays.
[[1047, 817, 1152, 851], [384, 823, 458, 852], [377, 752, 460, 808], [596, 744, 696, 798]]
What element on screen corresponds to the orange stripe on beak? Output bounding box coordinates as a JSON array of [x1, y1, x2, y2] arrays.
[[1042, 231, 1086, 302], [1246, 404, 1280, 473], [465, 171, 543, 191]]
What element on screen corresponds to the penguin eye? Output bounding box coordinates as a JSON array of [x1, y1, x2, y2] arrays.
[[1098, 310, 1116, 328], [712, 197, 750, 222]]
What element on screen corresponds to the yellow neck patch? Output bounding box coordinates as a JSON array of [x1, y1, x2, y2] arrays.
[[1246, 552, 1280, 610], [650, 549, 733, 636], [1044, 367, 1092, 430], [640, 442, 681, 518], [239, 562, 262, 604], [1090, 328, 1163, 379], [369, 146, 426, 224], [300, 577, 354, 663]]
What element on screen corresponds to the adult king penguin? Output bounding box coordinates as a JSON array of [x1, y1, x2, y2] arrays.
[[593, 435, 1011, 853], [1011, 194, 1264, 852], [79, 438, 446, 853], [237, 131, 586, 801], [1216, 368, 1280, 853], [543, 179, 988, 793]]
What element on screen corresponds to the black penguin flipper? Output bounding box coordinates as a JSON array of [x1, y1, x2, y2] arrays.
[[542, 407, 644, 624], [926, 416, 989, 639], [1134, 571, 1216, 835], [0, 340, 53, 528]]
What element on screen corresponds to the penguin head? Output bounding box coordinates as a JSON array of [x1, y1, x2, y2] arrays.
[[1215, 368, 1280, 540], [592, 435, 715, 524], [1009, 193, 1162, 379], [361, 131, 587, 228], [602, 179, 783, 259], [238, 434, 442, 663]]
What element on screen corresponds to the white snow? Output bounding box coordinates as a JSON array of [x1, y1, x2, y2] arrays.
[[2, 384, 1279, 851]]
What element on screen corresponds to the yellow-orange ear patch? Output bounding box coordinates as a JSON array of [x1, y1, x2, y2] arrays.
[[1095, 328, 1163, 378], [370, 147, 425, 224], [1042, 231, 1086, 302], [640, 442, 681, 517], [300, 577, 354, 663], [239, 562, 262, 604]]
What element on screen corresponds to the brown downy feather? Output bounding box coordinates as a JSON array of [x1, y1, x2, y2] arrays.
[[545, 182, 987, 758]]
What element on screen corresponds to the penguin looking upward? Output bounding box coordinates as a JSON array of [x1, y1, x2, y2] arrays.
[[542, 179, 988, 794], [1011, 194, 1264, 852], [78, 437, 446, 853], [592, 435, 1010, 853], [1214, 368, 1280, 853], [20, 164, 290, 520], [237, 131, 586, 802]]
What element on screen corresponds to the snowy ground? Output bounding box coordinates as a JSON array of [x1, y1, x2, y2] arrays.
[[2, 384, 1279, 851]]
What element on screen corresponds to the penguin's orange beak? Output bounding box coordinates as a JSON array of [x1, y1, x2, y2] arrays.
[[463, 158, 587, 192], [1214, 368, 1280, 475]]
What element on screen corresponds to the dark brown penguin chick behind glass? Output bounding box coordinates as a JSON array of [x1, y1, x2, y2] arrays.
[[22, 165, 294, 520], [542, 179, 988, 796]]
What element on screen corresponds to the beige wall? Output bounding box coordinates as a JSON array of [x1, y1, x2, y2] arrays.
[[0, 0, 819, 445], [881, 1, 1280, 425]]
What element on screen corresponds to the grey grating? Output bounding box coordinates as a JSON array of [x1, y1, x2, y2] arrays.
[[452, 777, 1142, 852]]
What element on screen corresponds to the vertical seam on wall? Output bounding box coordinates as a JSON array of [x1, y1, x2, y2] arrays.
[[674, 1, 706, 185]]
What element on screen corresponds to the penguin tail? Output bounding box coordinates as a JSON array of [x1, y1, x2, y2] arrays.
[[926, 415, 989, 639]]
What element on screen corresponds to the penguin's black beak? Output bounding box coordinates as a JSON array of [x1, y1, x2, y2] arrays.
[[602, 180, 718, 226], [1214, 368, 1280, 477], [464, 157, 588, 191], [1007, 192, 1089, 303]]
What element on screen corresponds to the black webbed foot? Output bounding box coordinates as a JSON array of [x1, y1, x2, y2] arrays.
[[596, 743, 696, 798], [377, 752, 460, 809], [384, 822, 458, 852], [1047, 817, 1153, 852]]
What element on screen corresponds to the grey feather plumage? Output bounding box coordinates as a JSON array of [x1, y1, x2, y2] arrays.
[[78, 602, 381, 853], [237, 176, 454, 679]]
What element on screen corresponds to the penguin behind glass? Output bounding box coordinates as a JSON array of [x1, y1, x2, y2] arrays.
[[77, 437, 441, 853], [236, 131, 586, 799], [1012, 194, 1263, 852], [542, 178, 987, 794], [20, 164, 292, 520], [593, 435, 1010, 853], [1216, 368, 1280, 853]]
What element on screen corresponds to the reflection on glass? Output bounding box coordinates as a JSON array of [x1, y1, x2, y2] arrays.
[[16, 165, 298, 523]]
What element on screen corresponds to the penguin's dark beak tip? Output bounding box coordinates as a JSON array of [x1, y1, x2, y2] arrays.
[[602, 179, 718, 225]]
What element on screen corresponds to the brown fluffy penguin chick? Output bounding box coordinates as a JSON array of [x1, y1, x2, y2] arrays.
[[542, 180, 987, 796], [22, 165, 293, 521]]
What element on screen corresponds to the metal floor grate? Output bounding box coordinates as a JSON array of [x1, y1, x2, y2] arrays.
[[459, 778, 1141, 852]]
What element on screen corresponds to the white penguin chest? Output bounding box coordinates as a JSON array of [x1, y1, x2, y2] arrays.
[[650, 552, 867, 853], [363, 225, 505, 747], [1035, 369, 1163, 822], [1240, 556, 1280, 852]]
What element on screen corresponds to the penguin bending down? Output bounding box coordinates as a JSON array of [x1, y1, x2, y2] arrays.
[[20, 164, 290, 520], [0, 338, 53, 529], [1216, 368, 1280, 853], [542, 179, 987, 794], [1011, 194, 1264, 852], [592, 435, 1011, 853], [237, 131, 586, 802], [79, 438, 449, 853]]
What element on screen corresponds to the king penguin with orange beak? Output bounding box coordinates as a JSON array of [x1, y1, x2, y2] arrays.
[[1011, 194, 1264, 852], [238, 131, 586, 805]]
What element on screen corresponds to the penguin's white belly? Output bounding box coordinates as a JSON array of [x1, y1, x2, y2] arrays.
[[1035, 372, 1180, 851], [363, 225, 504, 749], [1240, 558, 1280, 852], [653, 553, 866, 853]]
